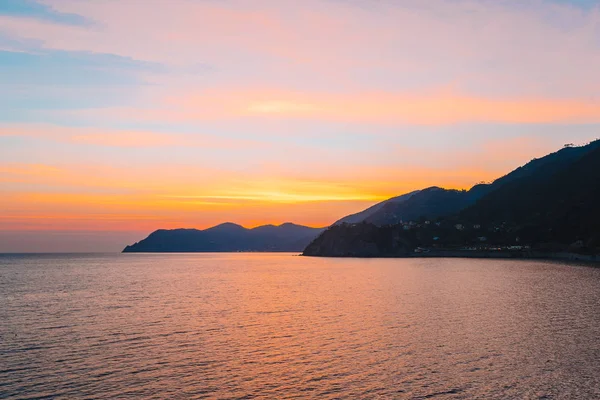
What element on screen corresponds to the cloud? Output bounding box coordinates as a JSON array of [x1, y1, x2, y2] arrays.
[[0, 128, 588, 233], [0, 163, 61, 178], [2, 0, 600, 239], [62, 88, 600, 125], [2, 0, 600, 126], [0, 163, 391, 232], [0, 123, 261, 148], [0, 49, 164, 86], [0, 0, 598, 97], [241, 92, 600, 124], [0, 0, 90, 26]]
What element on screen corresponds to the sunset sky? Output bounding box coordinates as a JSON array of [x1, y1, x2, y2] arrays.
[[1, 0, 600, 252]]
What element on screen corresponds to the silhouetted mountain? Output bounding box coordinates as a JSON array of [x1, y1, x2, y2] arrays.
[[460, 140, 600, 250], [364, 186, 475, 226], [304, 140, 600, 257], [333, 190, 419, 225], [303, 222, 415, 257], [205, 222, 247, 233], [490, 142, 598, 188], [123, 223, 324, 253], [335, 140, 600, 227]]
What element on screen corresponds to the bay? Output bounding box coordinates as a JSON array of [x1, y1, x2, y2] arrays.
[[1, 253, 599, 399]]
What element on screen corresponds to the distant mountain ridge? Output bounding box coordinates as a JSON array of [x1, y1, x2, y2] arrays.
[[123, 223, 324, 253]]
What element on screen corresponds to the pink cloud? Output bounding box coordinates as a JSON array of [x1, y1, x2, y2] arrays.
[[55, 88, 600, 125], [0, 123, 261, 148], [0, 0, 597, 98], [3, 0, 600, 238]]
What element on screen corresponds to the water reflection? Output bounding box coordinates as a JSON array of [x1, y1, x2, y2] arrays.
[[1, 254, 600, 398]]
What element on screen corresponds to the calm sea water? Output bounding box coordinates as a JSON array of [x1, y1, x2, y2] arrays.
[[1, 253, 600, 399]]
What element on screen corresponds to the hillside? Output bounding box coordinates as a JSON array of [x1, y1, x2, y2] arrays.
[[460, 141, 600, 250], [304, 140, 600, 257], [333, 140, 600, 227], [123, 223, 324, 253], [333, 190, 419, 225], [364, 187, 473, 226]]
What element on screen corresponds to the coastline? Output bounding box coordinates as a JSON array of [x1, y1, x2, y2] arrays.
[[303, 250, 600, 264], [410, 250, 599, 264]]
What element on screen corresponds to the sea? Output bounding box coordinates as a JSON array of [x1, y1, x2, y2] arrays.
[[1, 253, 599, 399]]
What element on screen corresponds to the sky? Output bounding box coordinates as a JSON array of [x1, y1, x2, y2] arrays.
[[1, 0, 600, 252]]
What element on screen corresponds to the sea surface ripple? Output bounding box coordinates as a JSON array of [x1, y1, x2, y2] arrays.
[[1, 253, 600, 399]]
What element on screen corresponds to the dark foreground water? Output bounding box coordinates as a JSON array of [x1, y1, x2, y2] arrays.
[[1, 254, 600, 399]]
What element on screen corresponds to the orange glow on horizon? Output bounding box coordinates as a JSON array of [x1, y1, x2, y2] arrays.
[[0, 163, 502, 232], [0, 130, 556, 234]]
